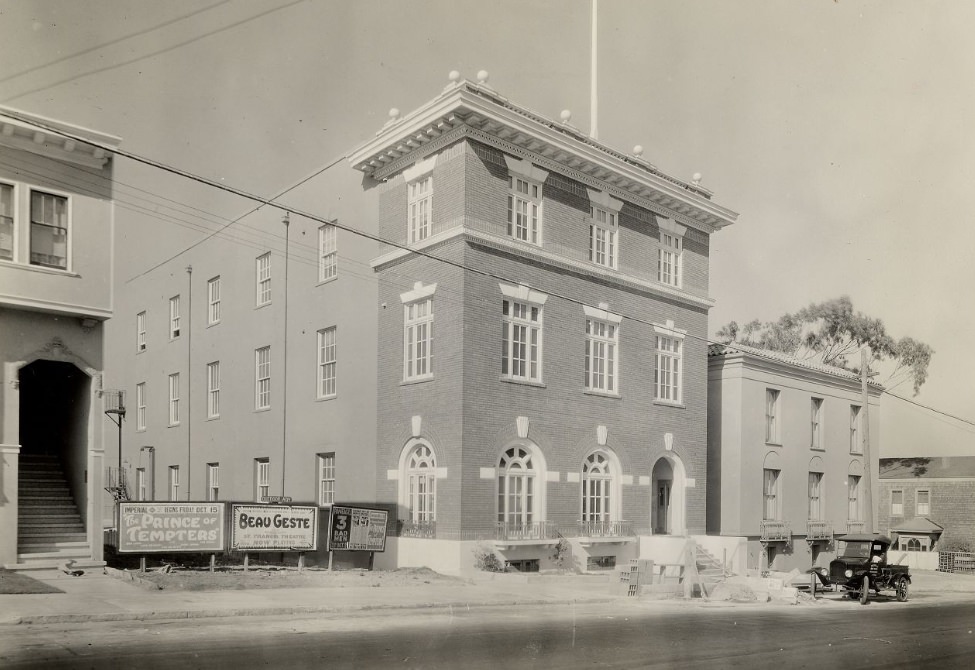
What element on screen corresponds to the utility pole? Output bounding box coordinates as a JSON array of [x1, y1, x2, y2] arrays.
[[590, 0, 599, 140], [281, 213, 289, 496], [186, 264, 193, 500], [861, 348, 873, 534]]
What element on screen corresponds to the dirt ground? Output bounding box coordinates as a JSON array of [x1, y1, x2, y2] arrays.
[[132, 566, 466, 591]]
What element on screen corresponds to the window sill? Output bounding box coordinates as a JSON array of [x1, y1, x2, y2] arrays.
[[401, 376, 434, 387], [206, 415, 220, 421], [652, 400, 686, 409], [136, 428, 146, 433], [500, 376, 546, 388], [766, 441, 783, 447], [810, 446, 825, 452], [315, 394, 337, 402], [0, 260, 80, 278], [584, 389, 620, 399], [316, 276, 338, 287], [206, 321, 220, 329], [254, 407, 271, 413], [255, 302, 272, 310], [167, 423, 180, 428]]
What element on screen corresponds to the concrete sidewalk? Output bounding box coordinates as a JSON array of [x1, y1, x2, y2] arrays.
[[2, 568, 973, 626]]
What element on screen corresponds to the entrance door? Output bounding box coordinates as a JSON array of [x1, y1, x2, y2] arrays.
[[657, 482, 671, 534]]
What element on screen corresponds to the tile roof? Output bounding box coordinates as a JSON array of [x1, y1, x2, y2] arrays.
[[707, 342, 876, 385], [891, 517, 945, 533]]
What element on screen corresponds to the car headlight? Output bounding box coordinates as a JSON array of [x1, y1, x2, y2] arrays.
[[845, 569, 853, 578]]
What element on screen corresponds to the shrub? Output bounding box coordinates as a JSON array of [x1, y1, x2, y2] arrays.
[[472, 543, 507, 573]]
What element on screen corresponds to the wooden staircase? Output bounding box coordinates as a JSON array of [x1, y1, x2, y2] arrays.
[[695, 544, 729, 592], [6, 453, 103, 571]]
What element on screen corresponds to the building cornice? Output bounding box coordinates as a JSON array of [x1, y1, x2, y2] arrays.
[[0, 293, 111, 320], [708, 349, 884, 396], [0, 105, 120, 169], [369, 225, 714, 310], [348, 81, 738, 234]]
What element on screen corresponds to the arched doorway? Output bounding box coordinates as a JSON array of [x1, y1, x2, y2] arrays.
[[651, 454, 686, 536], [18, 360, 90, 459]]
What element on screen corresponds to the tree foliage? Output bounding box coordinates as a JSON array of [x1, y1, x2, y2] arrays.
[[716, 296, 933, 395]]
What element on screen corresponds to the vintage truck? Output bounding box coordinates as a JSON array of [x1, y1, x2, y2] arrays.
[[816, 533, 911, 604]]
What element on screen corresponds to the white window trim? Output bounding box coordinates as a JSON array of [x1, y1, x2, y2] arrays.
[[850, 405, 863, 454], [207, 276, 221, 325], [504, 156, 547, 246], [168, 373, 180, 426], [766, 388, 781, 444], [891, 489, 904, 516], [28, 187, 72, 272], [256, 252, 271, 306], [317, 327, 337, 399], [318, 452, 336, 507], [808, 471, 824, 520], [136, 311, 147, 352], [255, 346, 271, 410], [653, 321, 685, 405], [207, 361, 220, 419], [169, 295, 180, 340], [136, 382, 146, 431], [318, 225, 337, 283], [401, 282, 437, 382], [587, 189, 623, 270], [0, 181, 17, 263], [500, 283, 547, 384], [657, 217, 686, 289], [169, 465, 180, 502], [583, 305, 622, 395], [581, 449, 622, 524], [763, 468, 780, 521], [811, 397, 824, 449], [401, 441, 437, 524], [255, 458, 270, 502], [916, 489, 931, 516], [405, 156, 437, 245], [207, 463, 219, 502]]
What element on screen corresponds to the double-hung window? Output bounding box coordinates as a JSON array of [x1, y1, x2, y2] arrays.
[[404, 299, 433, 381], [811, 397, 823, 448], [408, 176, 432, 243], [255, 458, 270, 502], [136, 468, 146, 501], [584, 307, 621, 394], [317, 327, 337, 398], [657, 218, 686, 288], [318, 225, 337, 282], [255, 346, 270, 410], [654, 322, 684, 404], [256, 252, 271, 306], [207, 361, 220, 418], [136, 311, 147, 352], [169, 295, 180, 339], [917, 490, 930, 516], [502, 301, 542, 383], [168, 373, 180, 426], [504, 156, 547, 246], [207, 463, 219, 501], [136, 382, 146, 431], [891, 490, 904, 516], [318, 453, 335, 506], [30, 190, 68, 269], [808, 472, 823, 520], [766, 389, 781, 443], [168, 466, 180, 501], [850, 405, 862, 453], [207, 276, 221, 325], [589, 208, 618, 269], [0, 183, 13, 261], [763, 469, 780, 520]]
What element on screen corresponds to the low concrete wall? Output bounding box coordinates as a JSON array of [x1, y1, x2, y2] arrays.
[[376, 537, 478, 576], [695, 535, 748, 575], [0, 445, 20, 566], [888, 550, 939, 571]]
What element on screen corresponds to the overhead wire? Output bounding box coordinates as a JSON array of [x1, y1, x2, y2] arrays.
[[3, 106, 972, 431]]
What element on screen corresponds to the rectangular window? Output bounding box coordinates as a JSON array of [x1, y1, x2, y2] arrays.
[[585, 318, 618, 393], [408, 176, 432, 243], [589, 207, 618, 269], [318, 453, 335, 506], [317, 327, 337, 398], [848, 475, 861, 521], [207, 276, 221, 325], [168, 373, 180, 426], [256, 252, 271, 306], [404, 299, 434, 381], [917, 489, 930, 516], [766, 389, 781, 443], [255, 458, 270, 502], [0, 183, 13, 261], [136, 382, 146, 431], [255, 346, 270, 409], [808, 472, 823, 520], [507, 176, 541, 245], [318, 225, 337, 282], [136, 311, 147, 352], [29, 190, 68, 269], [891, 490, 904, 516], [654, 336, 682, 403], [169, 295, 180, 339], [168, 465, 180, 501], [207, 361, 220, 418], [658, 233, 681, 287], [136, 468, 146, 501], [763, 469, 780, 520], [850, 405, 862, 453], [502, 299, 542, 382], [207, 463, 219, 502], [811, 397, 823, 449]]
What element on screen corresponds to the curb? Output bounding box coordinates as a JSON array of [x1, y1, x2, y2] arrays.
[[3, 596, 618, 626]]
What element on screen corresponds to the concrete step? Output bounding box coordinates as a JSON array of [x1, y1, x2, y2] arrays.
[[19, 504, 80, 514], [19, 514, 82, 525], [18, 543, 92, 556], [19, 528, 87, 539]]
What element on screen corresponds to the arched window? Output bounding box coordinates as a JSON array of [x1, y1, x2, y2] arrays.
[[907, 537, 921, 552], [497, 446, 536, 527], [406, 444, 436, 523], [582, 452, 612, 525]]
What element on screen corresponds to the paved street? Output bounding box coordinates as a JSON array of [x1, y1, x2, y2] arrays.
[[3, 598, 975, 669]]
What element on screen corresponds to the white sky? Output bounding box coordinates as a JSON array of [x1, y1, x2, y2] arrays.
[[2, 0, 973, 455]]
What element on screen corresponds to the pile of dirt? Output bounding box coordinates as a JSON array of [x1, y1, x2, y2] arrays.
[[130, 566, 465, 592]]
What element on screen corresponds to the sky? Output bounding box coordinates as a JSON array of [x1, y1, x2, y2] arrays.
[[1, 0, 973, 456]]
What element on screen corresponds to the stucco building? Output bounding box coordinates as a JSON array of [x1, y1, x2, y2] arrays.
[[707, 342, 882, 573], [0, 106, 121, 569]]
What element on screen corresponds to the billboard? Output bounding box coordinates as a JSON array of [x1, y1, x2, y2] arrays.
[[230, 504, 318, 551], [118, 503, 225, 553], [328, 506, 388, 552]]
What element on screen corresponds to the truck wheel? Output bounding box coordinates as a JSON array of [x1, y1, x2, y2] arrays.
[[860, 576, 870, 605], [896, 577, 909, 602]]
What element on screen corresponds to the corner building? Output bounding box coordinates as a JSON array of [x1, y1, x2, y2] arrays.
[[354, 78, 738, 573]]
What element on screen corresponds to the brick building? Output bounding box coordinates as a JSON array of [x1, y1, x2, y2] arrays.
[[353, 75, 737, 573], [879, 456, 975, 552], [0, 105, 121, 569], [707, 343, 882, 573]]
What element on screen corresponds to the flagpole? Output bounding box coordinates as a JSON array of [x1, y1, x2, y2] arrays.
[[590, 0, 598, 140]]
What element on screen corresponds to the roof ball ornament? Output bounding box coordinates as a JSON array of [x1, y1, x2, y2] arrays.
[[448, 70, 461, 83], [477, 70, 489, 84], [560, 109, 572, 124], [633, 145, 644, 157], [389, 108, 400, 121], [692, 172, 702, 185]]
